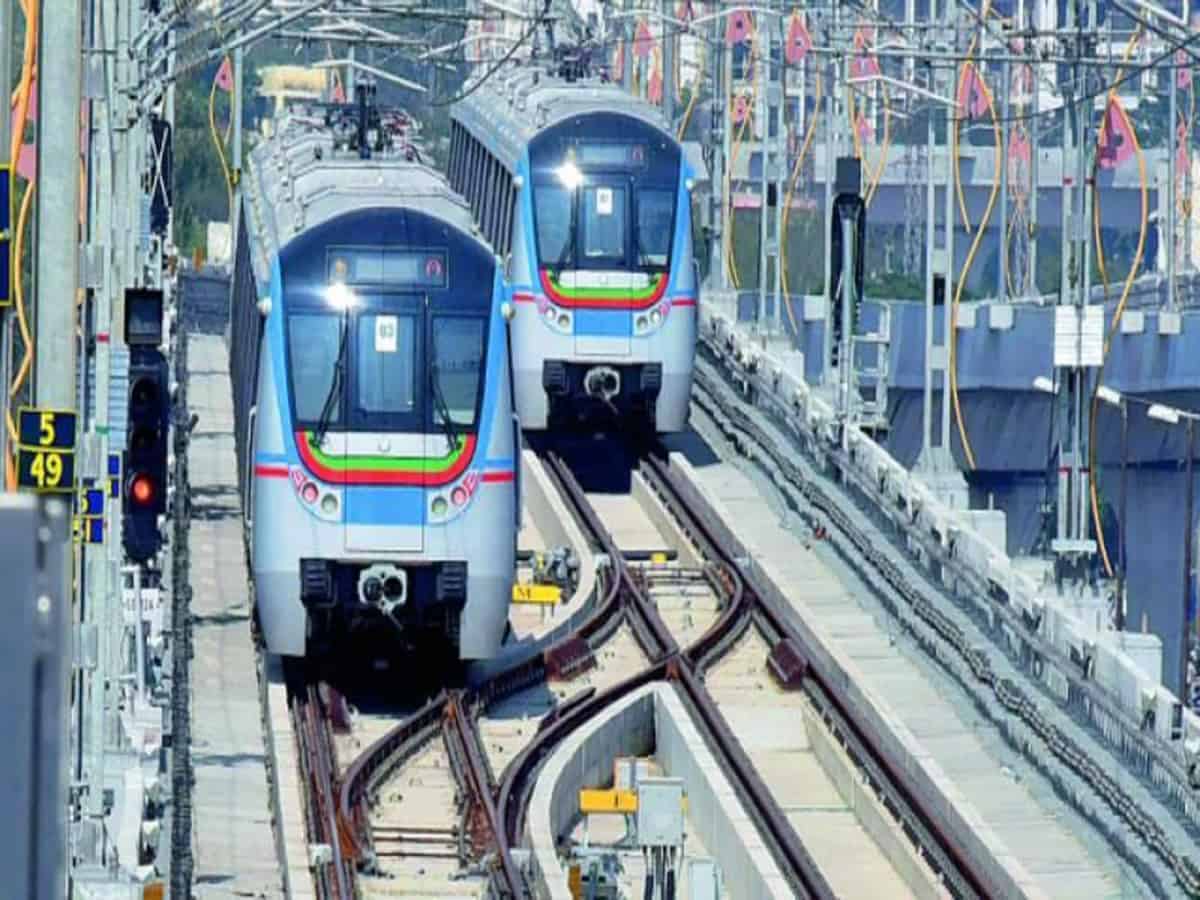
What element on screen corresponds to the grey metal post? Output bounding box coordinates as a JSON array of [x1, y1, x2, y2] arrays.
[[942, 99, 955, 452], [719, 39, 733, 290], [822, 41, 834, 377], [840, 209, 856, 447], [622, 0, 633, 93], [347, 42, 357, 96], [1029, 57, 1039, 295], [1168, 53, 1178, 309], [1183, 417, 1195, 697], [923, 96, 936, 456], [1118, 399, 1128, 630], [35, 0, 82, 832], [661, 0, 674, 125], [999, 59, 1009, 299], [233, 45, 244, 201], [757, 12, 769, 326], [0, 0, 12, 471]]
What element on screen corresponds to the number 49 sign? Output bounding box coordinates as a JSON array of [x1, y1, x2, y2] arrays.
[[17, 406, 77, 493]]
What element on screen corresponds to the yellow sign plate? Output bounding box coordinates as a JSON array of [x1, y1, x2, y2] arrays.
[[511, 583, 562, 605], [579, 789, 638, 814]]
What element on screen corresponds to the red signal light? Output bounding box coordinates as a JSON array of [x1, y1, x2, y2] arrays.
[[129, 473, 155, 506]]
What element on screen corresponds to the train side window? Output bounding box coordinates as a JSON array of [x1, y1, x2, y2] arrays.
[[287, 314, 344, 425], [356, 314, 417, 415]]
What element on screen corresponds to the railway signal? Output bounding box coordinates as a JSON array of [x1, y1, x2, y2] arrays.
[[123, 350, 170, 563]]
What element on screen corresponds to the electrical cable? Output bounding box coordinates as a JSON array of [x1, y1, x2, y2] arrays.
[[208, 55, 235, 226], [950, 0, 1001, 472], [781, 63, 823, 331], [6, 0, 37, 490], [1088, 30, 1151, 580]]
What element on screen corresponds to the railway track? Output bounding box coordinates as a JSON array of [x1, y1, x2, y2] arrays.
[[298, 437, 990, 898]]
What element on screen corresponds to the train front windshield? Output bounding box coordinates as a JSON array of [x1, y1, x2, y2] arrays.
[[287, 308, 487, 434], [530, 114, 680, 273]]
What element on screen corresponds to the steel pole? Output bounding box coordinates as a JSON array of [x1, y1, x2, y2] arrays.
[[35, 0, 82, 848], [942, 100, 955, 452], [1183, 417, 1194, 697], [999, 59, 1010, 299], [0, 0, 13, 476], [923, 89, 935, 457], [1169, 56, 1178, 309], [1118, 399, 1128, 630], [661, 0, 674, 125]]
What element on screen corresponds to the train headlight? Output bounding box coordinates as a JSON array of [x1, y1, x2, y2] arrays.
[[650, 307, 663, 326], [557, 313, 570, 329], [544, 305, 555, 321], [431, 495, 448, 517], [636, 315, 648, 332], [320, 493, 339, 515], [301, 482, 319, 504]]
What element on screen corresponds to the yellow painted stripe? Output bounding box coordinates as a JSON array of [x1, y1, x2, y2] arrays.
[[579, 789, 638, 814], [650, 552, 668, 564], [511, 583, 562, 605]]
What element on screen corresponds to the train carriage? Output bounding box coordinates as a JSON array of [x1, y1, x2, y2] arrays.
[[450, 67, 698, 433], [229, 98, 517, 660]]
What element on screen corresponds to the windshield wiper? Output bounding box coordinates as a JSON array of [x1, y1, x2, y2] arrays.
[[429, 365, 459, 454], [312, 321, 349, 450]]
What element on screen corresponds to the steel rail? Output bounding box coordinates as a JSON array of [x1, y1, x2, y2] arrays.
[[638, 449, 990, 900], [505, 449, 837, 900], [286, 664, 354, 898]]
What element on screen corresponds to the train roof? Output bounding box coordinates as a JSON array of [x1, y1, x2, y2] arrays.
[[241, 104, 483, 287], [451, 68, 677, 173]]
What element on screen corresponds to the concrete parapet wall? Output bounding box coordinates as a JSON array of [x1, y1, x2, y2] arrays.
[[527, 683, 793, 900]]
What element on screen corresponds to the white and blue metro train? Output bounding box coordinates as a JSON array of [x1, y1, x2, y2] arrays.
[[449, 66, 698, 433], [229, 97, 517, 660]]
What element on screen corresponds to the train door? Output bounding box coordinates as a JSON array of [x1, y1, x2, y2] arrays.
[[343, 297, 426, 553], [573, 178, 632, 357]]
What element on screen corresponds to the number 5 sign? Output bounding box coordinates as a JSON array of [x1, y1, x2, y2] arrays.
[[16, 406, 77, 493]]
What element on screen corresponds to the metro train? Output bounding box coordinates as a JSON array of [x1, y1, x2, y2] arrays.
[[228, 91, 517, 661], [449, 64, 698, 433]]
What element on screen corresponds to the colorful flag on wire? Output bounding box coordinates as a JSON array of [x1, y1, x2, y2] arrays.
[[957, 63, 989, 119], [634, 18, 654, 60], [785, 12, 812, 64], [331, 70, 346, 103], [725, 8, 753, 46], [855, 112, 873, 145], [11, 77, 36, 180], [1098, 96, 1135, 170], [1008, 126, 1031, 164], [1177, 49, 1192, 90], [612, 42, 625, 81], [215, 56, 234, 92], [648, 49, 663, 104], [732, 93, 751, 125], [1177, 119, 1189, 175], [677, 0, 695, 23]]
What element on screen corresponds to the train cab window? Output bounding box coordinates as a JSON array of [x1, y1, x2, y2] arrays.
[[288, 314, 344, 424], [356, 314, 417, 415], [635, 189, 674, 269], [431, 316, 485, 427], [582, 184, 627, 263], [535, 185, 572, 266]]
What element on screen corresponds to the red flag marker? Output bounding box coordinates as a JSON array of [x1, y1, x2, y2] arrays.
[[725, 8, 752, 46], [1098, 96, 1135, 170], [785, 12, 812, 65], [215, 56, 234, 93], [956, 64, 989, 120], [1177, 49, 1192, 90], [633, 19, 654, 60], [855, 112, 873, 145]]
